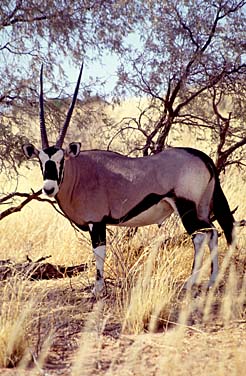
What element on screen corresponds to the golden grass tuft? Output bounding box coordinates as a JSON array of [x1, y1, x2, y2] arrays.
[[0, 277, 36, 368]]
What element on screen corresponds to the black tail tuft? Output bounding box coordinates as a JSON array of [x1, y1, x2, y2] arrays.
[[213, 175, 235, 245]]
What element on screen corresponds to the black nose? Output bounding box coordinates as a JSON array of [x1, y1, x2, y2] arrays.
[[43, 187, 55, 196]]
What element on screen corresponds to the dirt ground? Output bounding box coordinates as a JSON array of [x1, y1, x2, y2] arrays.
[[0, 273, 246, 376], [1, 320, 246, 376]]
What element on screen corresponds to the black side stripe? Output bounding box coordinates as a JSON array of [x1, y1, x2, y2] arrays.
[[105, 192, 172, 225]]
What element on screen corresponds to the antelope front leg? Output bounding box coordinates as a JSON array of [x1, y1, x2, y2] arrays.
[[89, 222, 106, 295]]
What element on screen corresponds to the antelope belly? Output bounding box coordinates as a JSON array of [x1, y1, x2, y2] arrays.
[[118, 200, 174, 227]]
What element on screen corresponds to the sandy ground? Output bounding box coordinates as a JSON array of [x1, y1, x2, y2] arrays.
[[0, 275, 245, 376]]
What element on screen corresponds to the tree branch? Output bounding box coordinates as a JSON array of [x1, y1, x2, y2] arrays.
[[0, 189, 58, 220], [0, 189, 85, 237], [217, 137, 246, 172]]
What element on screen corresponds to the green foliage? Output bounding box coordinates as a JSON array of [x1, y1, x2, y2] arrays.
[[0, 121, 29, 175]]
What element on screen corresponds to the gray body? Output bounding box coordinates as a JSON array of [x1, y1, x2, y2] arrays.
[[57, 148, 212, 228], [22, 64, 235, 294]]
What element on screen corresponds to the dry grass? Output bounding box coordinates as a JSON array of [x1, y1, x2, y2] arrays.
[[0, 278, 33, 368], [0, 99, 245, 375]]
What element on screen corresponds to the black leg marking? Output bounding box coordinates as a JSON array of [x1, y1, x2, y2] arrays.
[[96, 268, 102, 280], [89, 222, 106, 294], [89, 222, 106, 248], [175, 197, 212, 235], [210, 230, 215, 274]]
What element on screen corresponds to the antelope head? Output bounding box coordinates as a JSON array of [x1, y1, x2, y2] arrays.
[[22, 64, 83, 197]]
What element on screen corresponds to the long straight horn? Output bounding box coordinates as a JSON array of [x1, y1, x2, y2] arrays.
[[56, 63, 84, 148], [39, 64, 49, 149]]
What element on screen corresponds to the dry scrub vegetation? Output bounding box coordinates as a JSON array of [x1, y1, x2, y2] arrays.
[[0, 100, 245, 375]]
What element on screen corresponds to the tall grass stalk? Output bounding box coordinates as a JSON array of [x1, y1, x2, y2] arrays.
[[71, 301, 108, 376], [121, 240, 185, 334], [0, 277, 35, 368]]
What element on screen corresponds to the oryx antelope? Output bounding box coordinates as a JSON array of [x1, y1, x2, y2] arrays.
[[22, 64, 235, 293]]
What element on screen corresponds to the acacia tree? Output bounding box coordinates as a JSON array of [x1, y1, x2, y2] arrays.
[[0, 0, 142, 174], [1, 0, 246, 174], [114, 0, 246, 170]]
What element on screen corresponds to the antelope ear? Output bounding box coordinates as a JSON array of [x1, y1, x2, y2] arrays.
[[22, 144, 39, 159], [65, 142, 81, 159]]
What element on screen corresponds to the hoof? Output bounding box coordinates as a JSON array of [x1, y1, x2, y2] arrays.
[[92, 279, 106, 297], [205, 278, 216, 290]]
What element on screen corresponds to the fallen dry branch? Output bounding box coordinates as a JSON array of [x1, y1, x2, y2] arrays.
[[0, 256, 88, 281]]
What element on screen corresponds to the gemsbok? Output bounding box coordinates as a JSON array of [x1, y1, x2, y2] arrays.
[[22, 64, 235, 294]]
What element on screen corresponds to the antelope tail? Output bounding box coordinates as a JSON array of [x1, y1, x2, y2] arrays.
[[213, 175, 235, 245]]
